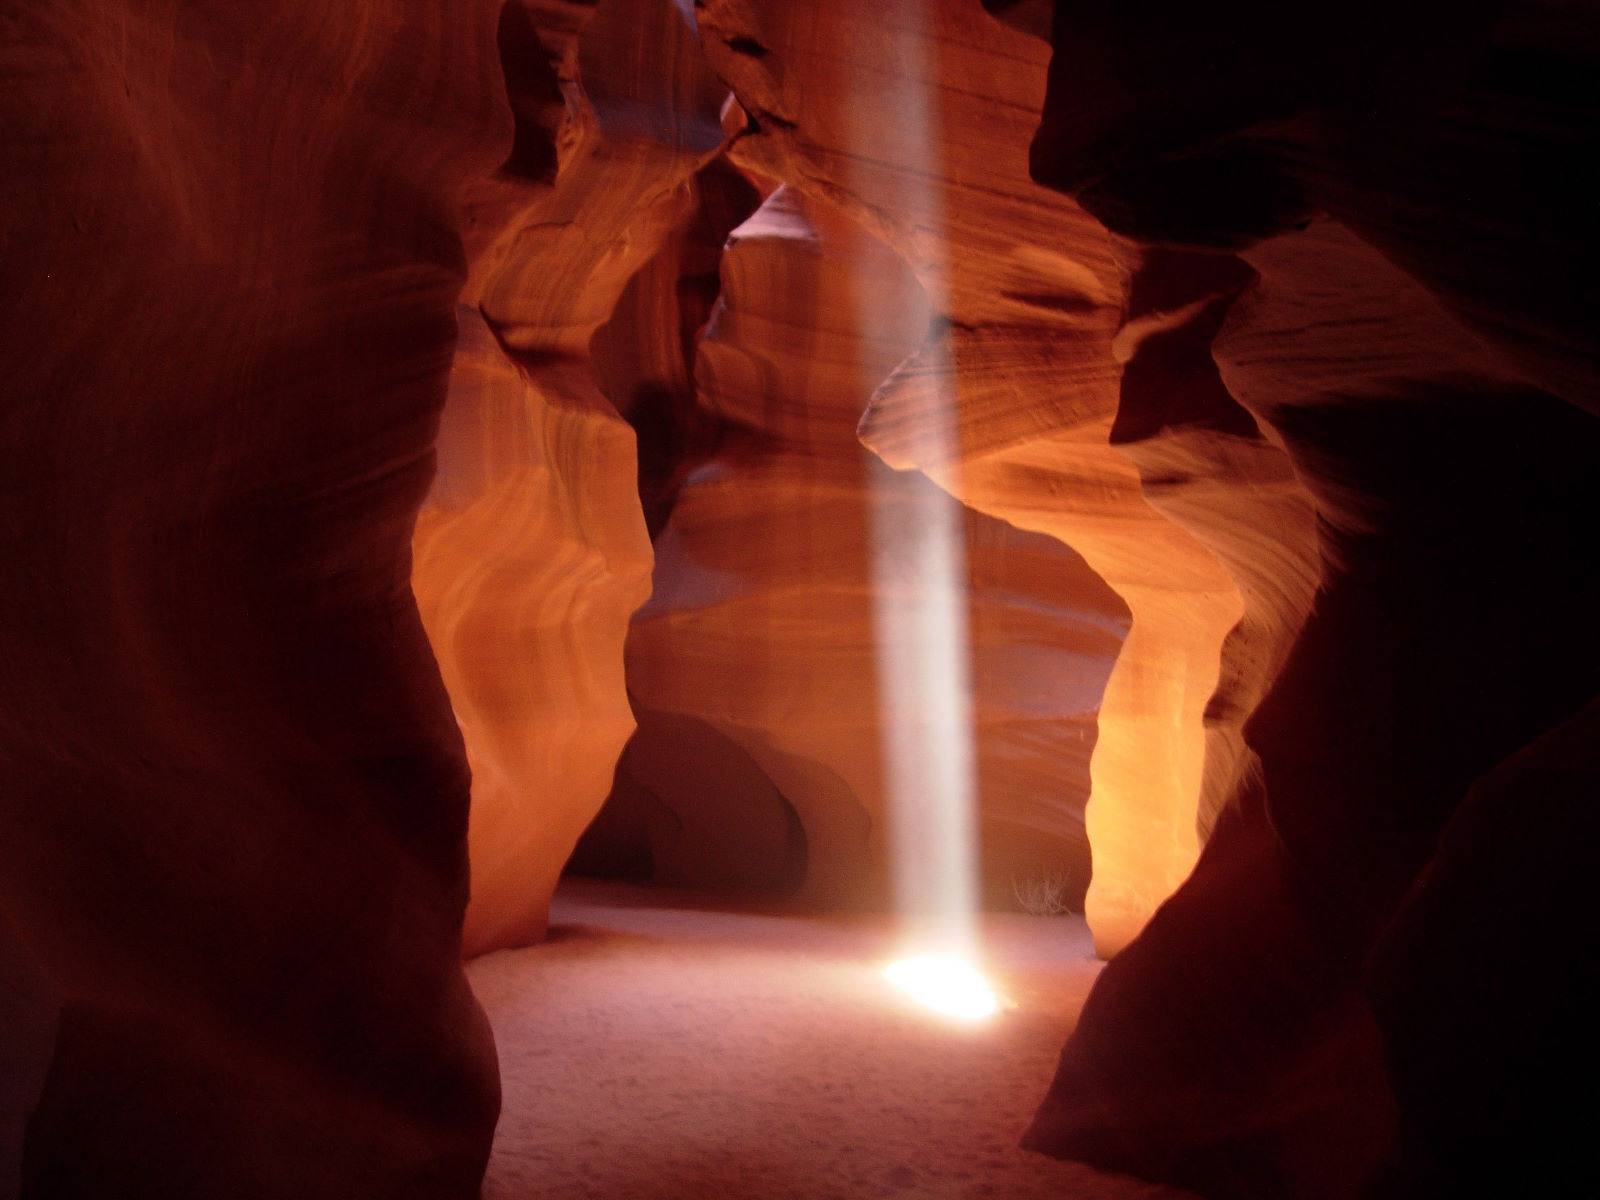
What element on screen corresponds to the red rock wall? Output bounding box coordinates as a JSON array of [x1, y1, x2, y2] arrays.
[[412, 0, 727, 956], [696, 0, 1275, 954], [596, 186, 1129, 910], [1020, 2, 1600, 1195], [0, 1, 507, 1194], [413, 309, 652, 956], [7, 2, 1595, 1196]]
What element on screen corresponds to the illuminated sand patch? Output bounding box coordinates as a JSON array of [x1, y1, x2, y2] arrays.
[[471, 880, 1199, 1199], [883, 954, 999, 1020]]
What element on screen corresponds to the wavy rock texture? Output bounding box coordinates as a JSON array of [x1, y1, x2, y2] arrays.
[[695, 0, 1288, 953], [1021, 2, 1600, 1195], [1105, 244, 1321, 855], [7, 3, 1595, 1198], [411, 0, 726, 954], [413, 311, 651, 956], [599, 187, 1129, 910], [0, 1, 508, 1196]]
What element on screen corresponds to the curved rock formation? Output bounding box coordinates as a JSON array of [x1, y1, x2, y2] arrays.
[[413, 0, 726, 954], [1020, 3, 1600, 1195], [7, 2, 1596, 1197], [696, 0, 1272, 952], [0, 1, 508, 1194], [607, 187, 1129, 910], [413, 309, 651, 955]]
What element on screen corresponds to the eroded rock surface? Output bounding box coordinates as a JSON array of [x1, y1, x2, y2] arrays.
[[413, 0, 725, 953], [599, 188, 1128, 909], [696, 0, 1288, 952], [1020, 3, 1600, 1195], [0, 1, 508, 1194], [413, 309, 651, 955], [7, 2, 1596, 1197]]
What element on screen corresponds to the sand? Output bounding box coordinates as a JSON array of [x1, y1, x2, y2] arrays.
[[469, 880, 1195, 1199]]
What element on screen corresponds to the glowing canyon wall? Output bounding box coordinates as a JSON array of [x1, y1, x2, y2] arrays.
[[600, 186, 1129, 910], [409, 0, 726, 956], [1013, 1, 1600, 1196], [696, 0, 1266, 955]]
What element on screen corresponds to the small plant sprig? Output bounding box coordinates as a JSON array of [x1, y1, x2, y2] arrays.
[[1011, 867, 1080, 916]]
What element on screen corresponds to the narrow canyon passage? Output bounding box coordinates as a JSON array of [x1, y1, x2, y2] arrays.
[[471, 879, 1193, 1200], [5, 0, 1597, 1197]]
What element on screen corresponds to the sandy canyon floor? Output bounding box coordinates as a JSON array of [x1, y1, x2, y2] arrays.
[[469, 880, 1196, 1200]]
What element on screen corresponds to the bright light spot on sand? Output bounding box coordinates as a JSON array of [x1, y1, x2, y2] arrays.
[[884, 955, 998, 1020]]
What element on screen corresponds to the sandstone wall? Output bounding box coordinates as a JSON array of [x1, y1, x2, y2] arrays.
[[7, 2, 1594, 1197], [411, 0, 726, 955], [1019, 2, 1600, 1194], [601, 187, 1129, 910], [696, 0, 1286, 953], [0, 1, 510, 1194]]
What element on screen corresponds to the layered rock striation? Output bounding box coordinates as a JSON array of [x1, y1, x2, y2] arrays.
[[589, 187, 1129, 909], [696, 0, 1290, 953], [1019, 2, 1600, 1195], [412, 0, 728, 954], [6, 2, 1596, 1197], [0, 1, 510, 1194]]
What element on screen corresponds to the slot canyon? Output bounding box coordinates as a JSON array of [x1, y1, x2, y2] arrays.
[[2, 0, 1596, 1197]]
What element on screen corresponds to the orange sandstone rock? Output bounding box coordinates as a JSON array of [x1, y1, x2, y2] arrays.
[[698, 0, 1254, 951], [413, 0, 726, 953], [612, 188, 1129, 910], [413, 312, 651, 954]]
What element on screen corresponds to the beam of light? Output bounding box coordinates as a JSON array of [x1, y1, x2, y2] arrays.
[[858, 4, 995, 1019], [884, 954, 998, 1020], [870, 448, 978, 961]]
